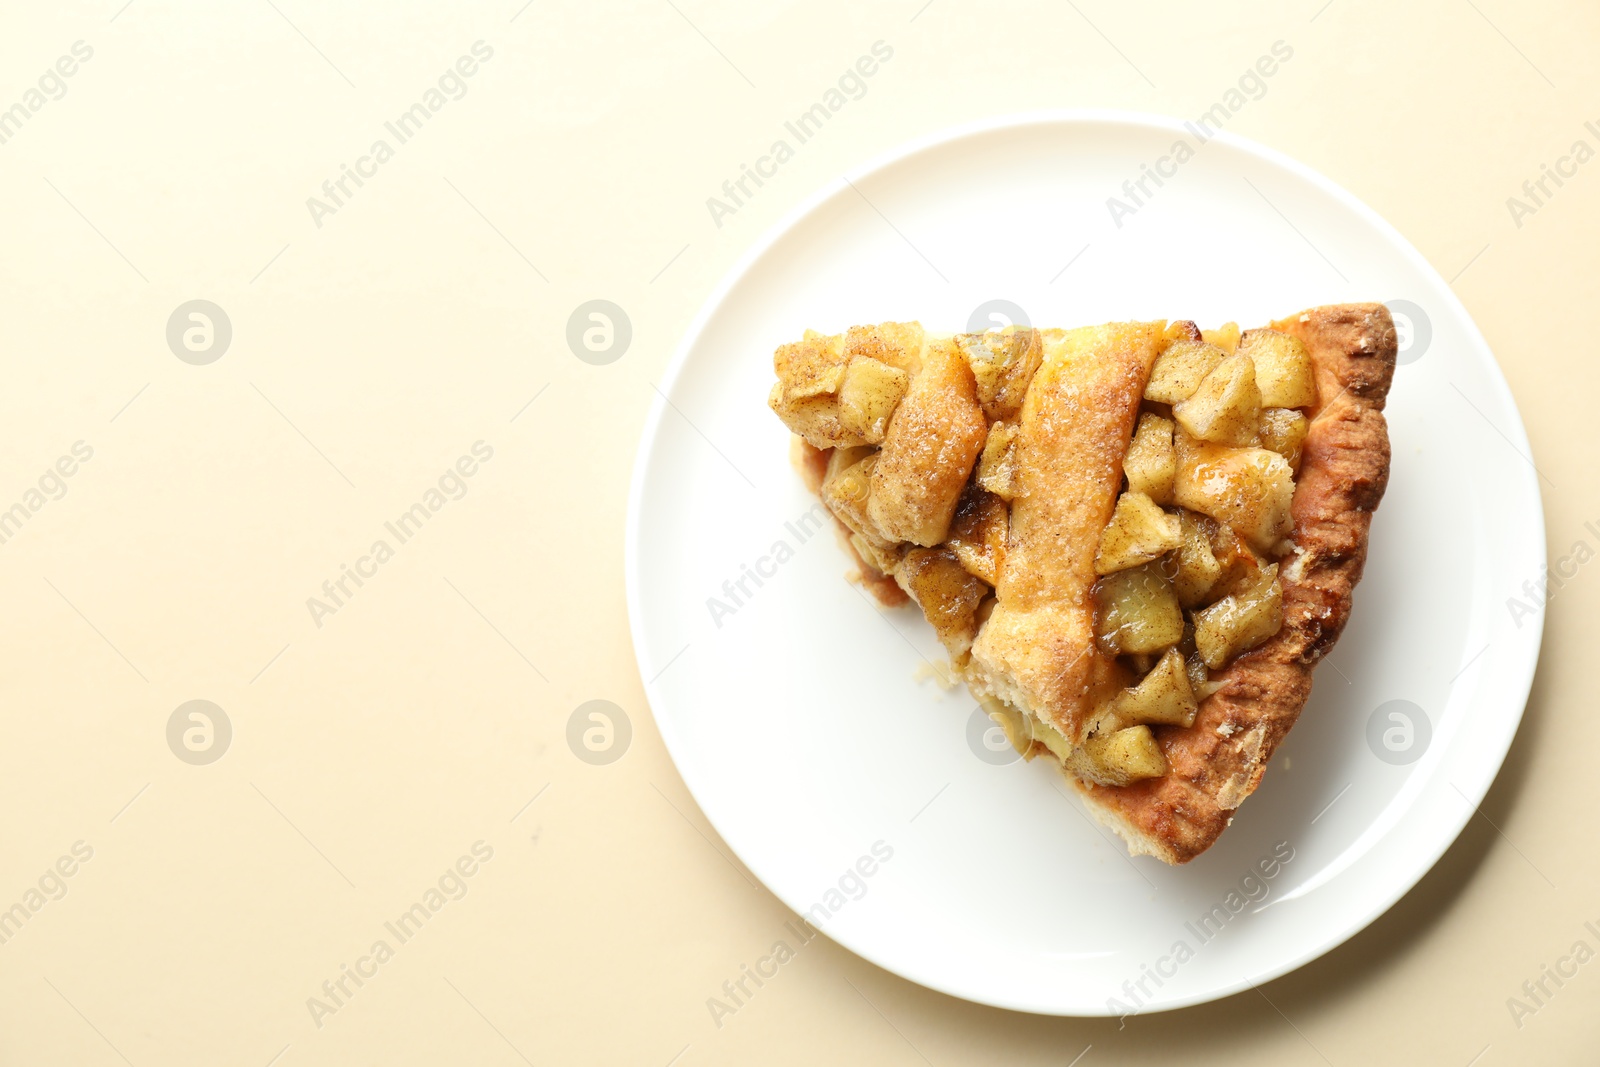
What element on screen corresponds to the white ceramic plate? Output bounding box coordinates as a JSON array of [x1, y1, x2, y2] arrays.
[[625, 111, 1544, 1015]]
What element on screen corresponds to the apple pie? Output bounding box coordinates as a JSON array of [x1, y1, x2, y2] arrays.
[[769, 305, 1396, 864]]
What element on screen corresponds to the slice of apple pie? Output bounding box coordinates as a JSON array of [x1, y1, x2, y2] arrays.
[[770, 306, 1396, 864]]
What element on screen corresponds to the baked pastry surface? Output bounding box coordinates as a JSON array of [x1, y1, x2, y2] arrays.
[[770, 305, 1397, 863]]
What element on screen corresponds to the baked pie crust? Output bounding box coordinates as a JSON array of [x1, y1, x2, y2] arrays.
[[771, 305, 1396, 864]]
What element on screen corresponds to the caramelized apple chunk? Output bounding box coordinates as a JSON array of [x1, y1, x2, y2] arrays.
[[821, 452, 900, 571], [1171, 509, 1222, 607], [837, 358, 910, 443], [1124, 413, 1176, 504], [1202, 322, 1241, 354], [1205, 519, 1269, 600], [768, 387, 864, 450], [1173, 432, 1294, 553], [958, 328, 1043, 421], [1145, 340, 1227, 404], [849, 532, 902, 577], [1109, 647, 1198, 728], [1172, 353, 1262, 446], [1030, 712, 1074, 763], [898, 547, 989, 657], [975, 420, 1020, 501], [769, 332, 866, 448], [1194, 564, 1284, 668], [1093, 563, 1184, 656], [775, 330, 849, 398], [946, 486, 1008, 586], [1095, 491, 1181, 575], [843, 321, 925, 375], [820, 444, 875, 518], [1069, 725, 1168, 787], [1239, 328, 1317, 409], [1185, 651, 1223, 700], [1258, 407, 1309, 471]]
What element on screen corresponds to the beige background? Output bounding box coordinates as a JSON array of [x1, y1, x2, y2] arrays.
[[0, 0, 1594, 1063]]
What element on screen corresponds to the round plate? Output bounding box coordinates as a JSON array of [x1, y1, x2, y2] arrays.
[[624, 111, 1543, 1015]]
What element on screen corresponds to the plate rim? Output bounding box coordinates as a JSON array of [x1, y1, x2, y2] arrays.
[[624, 108, 1547, 1015]]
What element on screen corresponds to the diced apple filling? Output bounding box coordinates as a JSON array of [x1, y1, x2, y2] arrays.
[[821, 449, 882, 543], [974, 420, 1020, 501], [1107, 647, 1198, 728], [959, 329, 1044, 422], [1124, 413, 1176, 504], [837, 357, 910, 443], [1194, 564, 1283, 668], [1068, 724, 1168, 787], [1095, 491, 1182, 575], [983, 693, 1170, 787], [1172, 353, 1262, 446], [1093, 563, 1184, 656], [1144, 340, 1227, 405], [898, 547, 989, 657], [1172, 509, 1222, 607], [769, 326, 929, 450], [946, 487, 1008, 586], [1258, 407, 1309, 471], [1239, 328, 1317, 409], [1173, 435, 1295, 554], [1201, 321, 1241, 354], [1075, 320, 1318, 784]]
